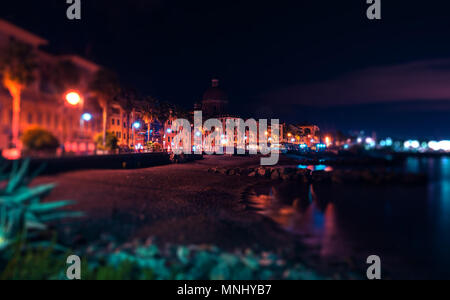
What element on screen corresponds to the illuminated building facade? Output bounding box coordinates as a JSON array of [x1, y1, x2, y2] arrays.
[[164, 79, 284, 152], [0, 19, 102, 153], [0, 19, 143, 154], [284, 125, 320, 148]]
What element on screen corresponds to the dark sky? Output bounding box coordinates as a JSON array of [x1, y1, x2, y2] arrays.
[[2, 0, 450, 139]]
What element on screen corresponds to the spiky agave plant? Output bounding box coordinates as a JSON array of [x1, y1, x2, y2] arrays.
[[0, 159, 83, 251]]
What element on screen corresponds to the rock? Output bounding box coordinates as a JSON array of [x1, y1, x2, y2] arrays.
[[281, 174, 291, 181], [227, 169, 236, 176], [296, 168, 311, 176], [271, 170, 281, 180], [299, 175, 310, 183], [291, 174, 302, 181], [311, 171, 331, 183], [258, 168, 268, 177], [240, 168, 250, 176], [218, 168, 227, 175], [282, 167, 296, 175]]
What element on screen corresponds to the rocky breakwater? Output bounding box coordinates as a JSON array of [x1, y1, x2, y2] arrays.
[[207, 166, 428, 186]]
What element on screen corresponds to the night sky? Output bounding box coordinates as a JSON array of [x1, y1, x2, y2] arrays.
[[2, 0, 450, 139]]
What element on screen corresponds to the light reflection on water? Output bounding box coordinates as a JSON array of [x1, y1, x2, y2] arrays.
[[297, 165, 334, 172], [248, 158, 450, 279]]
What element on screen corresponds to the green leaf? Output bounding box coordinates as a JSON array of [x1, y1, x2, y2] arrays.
[[6, 159, 30, 193], [11, 184, 55, 204], [29, 200, 74, 213]]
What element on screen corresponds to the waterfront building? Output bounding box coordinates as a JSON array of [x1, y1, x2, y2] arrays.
[[0, 19, 142, 155], [200, 78, 228, 118], [164, 79, 284, 153], [284, 124, 320, 148], [0, 19, 105, 154]]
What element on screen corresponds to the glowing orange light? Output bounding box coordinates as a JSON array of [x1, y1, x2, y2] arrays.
[[65, 92, 82, 106], [2, 148, 21, 160], [287, 133, 292, 137], [325, 136, 331, 146]]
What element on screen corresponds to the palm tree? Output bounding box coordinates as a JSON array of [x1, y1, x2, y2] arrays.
[[0, 40, 37, 149], [117, 87, 138, 148], [89, 69, 121, 147], [172, 104, 191, 121], [156, 101, 173, 137], [159, 101, 176, 124], [140, 96, 159, 144]]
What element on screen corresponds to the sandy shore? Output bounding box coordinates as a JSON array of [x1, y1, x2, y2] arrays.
[[35, 155, 302, 254]]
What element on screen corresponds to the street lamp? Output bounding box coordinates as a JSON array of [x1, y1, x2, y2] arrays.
[[133, 121, 141, 129], [65, 91, 82, 106], [82, 113, 92, 122]]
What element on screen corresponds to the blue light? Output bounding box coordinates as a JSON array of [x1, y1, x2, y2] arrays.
[[133, 122, 141, 129], [315, 165, 327, 171], [81, 113, 92, 122], [167, 128, 172, 134], [386, 138, 393, 147]]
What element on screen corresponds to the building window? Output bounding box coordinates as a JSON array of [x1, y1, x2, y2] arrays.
[[112, 119, 115, 126], [37, 112, 43, 125], [27, 112, 33, 124], [46, 112, 52, 126]]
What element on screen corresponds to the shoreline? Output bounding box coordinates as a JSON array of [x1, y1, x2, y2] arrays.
[[35, 156, 305, 252], [31, 155, 370, 278]]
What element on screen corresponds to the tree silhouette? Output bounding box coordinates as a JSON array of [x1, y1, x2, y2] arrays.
[[0, 40, 37, 148], [89, 69, 121, 147]]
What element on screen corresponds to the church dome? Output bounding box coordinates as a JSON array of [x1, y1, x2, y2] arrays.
[[201, 79, 228, 117], [202, 79, 228, 102]]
